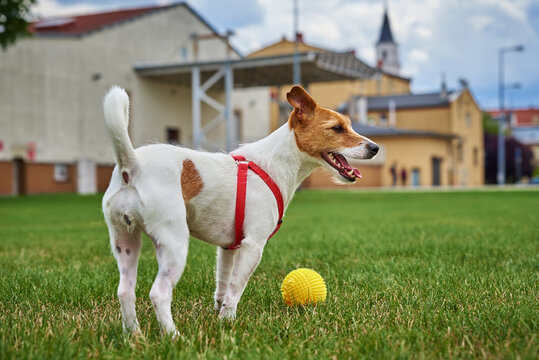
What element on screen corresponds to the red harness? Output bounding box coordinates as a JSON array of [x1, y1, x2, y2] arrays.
[[224, 154, 284, 250]]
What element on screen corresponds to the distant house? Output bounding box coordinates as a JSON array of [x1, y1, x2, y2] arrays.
[[0, 3, 238, 195], [234, 6, 484, 188], [337, 86, 484, 187], [488, 108, 539, 167]]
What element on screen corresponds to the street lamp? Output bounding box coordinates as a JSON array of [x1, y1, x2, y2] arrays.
[[497, 45, 524, 185]]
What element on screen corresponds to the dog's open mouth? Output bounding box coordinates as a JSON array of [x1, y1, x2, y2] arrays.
[[321, 152, 362, 181]]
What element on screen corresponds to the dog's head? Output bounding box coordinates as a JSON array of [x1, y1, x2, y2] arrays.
[[287, 85, 379, 183]]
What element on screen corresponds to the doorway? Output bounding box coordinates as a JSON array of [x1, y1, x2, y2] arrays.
[[13, 158, 26, 195], [432, 157, 442, 186]]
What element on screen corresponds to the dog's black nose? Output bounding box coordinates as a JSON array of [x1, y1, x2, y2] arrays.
[[368, 143, 379, 154]]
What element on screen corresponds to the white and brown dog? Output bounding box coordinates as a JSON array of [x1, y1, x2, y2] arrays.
[[102, 85, 378, 337]]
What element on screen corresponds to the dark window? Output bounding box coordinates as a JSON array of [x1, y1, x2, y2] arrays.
[[166, 127, 180, 145], [379, 113, 388, 126]]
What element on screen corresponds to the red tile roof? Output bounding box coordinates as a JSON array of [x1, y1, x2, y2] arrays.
[[488, 108, 539, 127], [30, 3, 177, 36]]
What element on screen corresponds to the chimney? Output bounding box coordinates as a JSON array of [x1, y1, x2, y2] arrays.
[[440, 72, 447, 98], [295, 32, 304, 43]]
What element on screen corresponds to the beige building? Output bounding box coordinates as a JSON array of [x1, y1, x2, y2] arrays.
[[0, 3, 239, 195], [233, 7, 484, 188]]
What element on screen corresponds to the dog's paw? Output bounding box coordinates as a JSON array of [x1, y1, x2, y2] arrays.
[[214, 299, 224, 313], [122, 320, 141, 335], [218, 306, 237, 321]]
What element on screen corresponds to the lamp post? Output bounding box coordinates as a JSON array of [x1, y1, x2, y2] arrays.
[[293, 0, 301, 85], [497, 45, 524, 185]]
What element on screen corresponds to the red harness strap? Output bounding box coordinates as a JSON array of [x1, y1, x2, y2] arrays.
[[224, 154, 284, 250]]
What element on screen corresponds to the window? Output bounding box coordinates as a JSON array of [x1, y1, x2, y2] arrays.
[[181, 46, 188, 60], [457, 142, 463, 163], [379, 113, 388, 126], [412, 169, 420, 187], [465, 112, 471, 127], [166, 127, 180, 145], [54, 164, 69, 182], [473, 147, 478, 166]]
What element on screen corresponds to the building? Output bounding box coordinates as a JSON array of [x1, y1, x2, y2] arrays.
[[0, 3, 239, 195], [488, 108, 539, 166], [339, 85, 484, 187], [234, 6, 484, 188], [1, 2, 372, 195]]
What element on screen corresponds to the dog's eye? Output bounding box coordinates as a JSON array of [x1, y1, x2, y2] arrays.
[[332, 125, 345, 133]]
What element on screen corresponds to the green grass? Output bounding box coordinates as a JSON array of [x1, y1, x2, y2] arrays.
[[0, 190, 537, 359]]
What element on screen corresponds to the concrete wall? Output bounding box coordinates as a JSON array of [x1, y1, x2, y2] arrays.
[[368, 106, 452, 134], [232, 87, 272, 143], [0, 4, 236, 193], [449, 89, 484, 186]]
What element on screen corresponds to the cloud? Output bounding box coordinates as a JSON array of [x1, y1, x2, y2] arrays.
[[29, 0, 539, 108], [32, 0, 100, 18]]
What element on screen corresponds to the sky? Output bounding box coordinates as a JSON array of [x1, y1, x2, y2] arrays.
[[31, 0, 539, 110]]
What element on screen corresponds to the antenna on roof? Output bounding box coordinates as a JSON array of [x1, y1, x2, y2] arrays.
[[440, 72, 447, 98]]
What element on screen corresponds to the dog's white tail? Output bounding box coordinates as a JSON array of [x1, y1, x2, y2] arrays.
[[103, 87, 138, 184]]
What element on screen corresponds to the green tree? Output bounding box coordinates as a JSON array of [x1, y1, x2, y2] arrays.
[[0, 0, 36, 50], [482, 111, 500, 134]]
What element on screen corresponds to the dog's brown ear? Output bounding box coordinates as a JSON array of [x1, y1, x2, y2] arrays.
[[287, 86, 317, 125]]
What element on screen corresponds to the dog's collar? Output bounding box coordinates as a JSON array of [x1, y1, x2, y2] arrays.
[[223, 154, 284, 250]]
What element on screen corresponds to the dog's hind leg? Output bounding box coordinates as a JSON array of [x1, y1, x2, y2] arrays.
[[214, 247, 236, 312], [219, 240, 264, 320], [148, 221, 189, 338], [110, 227, 142, 334]]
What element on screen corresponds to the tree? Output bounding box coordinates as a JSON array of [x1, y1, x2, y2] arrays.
[[0, 0, 36, 50], [482, 111, 500, 135], [484, 133, 534, 184]]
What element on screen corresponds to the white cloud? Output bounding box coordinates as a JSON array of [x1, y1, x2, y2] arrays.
[[32, 0, 100, 18], [28, 0, 539, 107]]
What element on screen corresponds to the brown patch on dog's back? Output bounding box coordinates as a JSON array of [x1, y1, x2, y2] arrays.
[[181, 159, 203, 203]]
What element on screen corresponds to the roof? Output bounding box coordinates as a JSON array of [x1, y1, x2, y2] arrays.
[[245, 36, 411, 82], [31, 3, 178, 36], [247, 37, 328, 59], [352, 124, 457, 140], [488, 108, 539, 127], [134, 52, 377, 88], [356, 91, 457, 112], [377, 10, 395, 44]]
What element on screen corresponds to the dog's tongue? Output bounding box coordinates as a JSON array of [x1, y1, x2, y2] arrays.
[[334, 153, 362, 178], [333, 153, 352, 170]]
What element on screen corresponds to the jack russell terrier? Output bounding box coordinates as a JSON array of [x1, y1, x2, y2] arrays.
[[102, 85, 378, 337]]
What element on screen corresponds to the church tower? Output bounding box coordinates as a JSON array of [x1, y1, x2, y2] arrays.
[[376, 6, 400, 75]]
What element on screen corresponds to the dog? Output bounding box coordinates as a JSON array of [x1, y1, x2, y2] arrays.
[[102, 85, 379, 337]]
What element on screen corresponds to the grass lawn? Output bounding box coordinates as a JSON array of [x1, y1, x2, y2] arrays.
[[0, 190, 537, 359]]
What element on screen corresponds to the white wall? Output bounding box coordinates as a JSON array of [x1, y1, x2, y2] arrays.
[[0, 4, 237, 165]]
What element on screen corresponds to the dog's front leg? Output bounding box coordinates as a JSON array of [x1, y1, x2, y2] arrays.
[[219, 241, 263, 320], [214, 247, 236, 312]]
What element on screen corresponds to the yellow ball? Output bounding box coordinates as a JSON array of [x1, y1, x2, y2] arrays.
[[281, 268, 327, 306]]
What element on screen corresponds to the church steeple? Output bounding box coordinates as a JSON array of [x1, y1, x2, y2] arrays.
[[377, 10, 395, 44], [375, 5, 400, 75]]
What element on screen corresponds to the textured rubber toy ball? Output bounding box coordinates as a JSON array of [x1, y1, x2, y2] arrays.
[[281, 268, 327, 306]]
